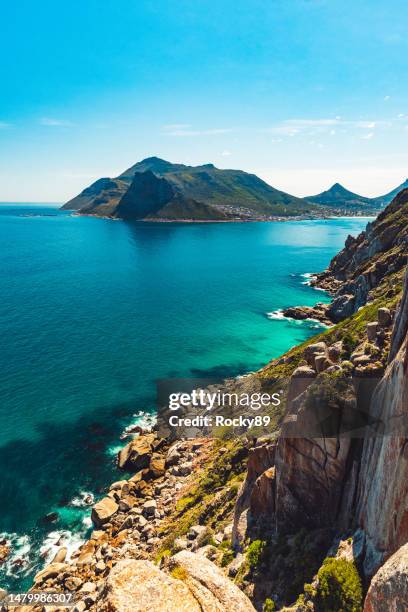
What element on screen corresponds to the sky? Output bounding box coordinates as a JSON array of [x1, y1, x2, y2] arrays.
[[1, 0, 408, 201]]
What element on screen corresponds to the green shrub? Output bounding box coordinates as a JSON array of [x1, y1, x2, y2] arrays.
[[247, 539, 266, 568], [221, 549, 234, 567], [315, 557, 363, 612], [263, 598, 276, 611], [341, 332, 359, 356]]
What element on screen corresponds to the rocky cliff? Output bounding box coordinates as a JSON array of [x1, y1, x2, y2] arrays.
[[285, 188, 408, 325]]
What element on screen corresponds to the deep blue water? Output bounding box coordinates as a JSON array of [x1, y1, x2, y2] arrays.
[[0, 205, 372, 589]]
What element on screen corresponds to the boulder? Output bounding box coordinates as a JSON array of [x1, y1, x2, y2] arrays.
[[100, 559, 200, 611], [118, 433, 157, 471], [166, 447, 181, 466], [65, 576, 83, 591], [187, 525, 207, 541], [364, 543, 408, 611], [50, 546, 67, 564], [304, 342, 327, 366], [168, 551, 255, 611], [314, 354, 332, 373], [149, 454, 166, 477], [367, 322, 379, 342], [0, 544, 10, 565], [33, 562, 70, 585], [328, 341, 342, 362], [327, 294, 356, 323], [142, 499, 157, 517], [91, 497, 119, 527], [377, 307, 392, 328]]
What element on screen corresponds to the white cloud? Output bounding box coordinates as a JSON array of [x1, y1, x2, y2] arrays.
[[40, 118, 74, 127], [263, 117, 390, 138], [221, 150, 231, 156], [384, 95, 391, 101], [361, 132, 374, 140]]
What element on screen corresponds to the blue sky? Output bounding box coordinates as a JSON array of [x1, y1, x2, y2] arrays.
[[1, 0, 407, 201]]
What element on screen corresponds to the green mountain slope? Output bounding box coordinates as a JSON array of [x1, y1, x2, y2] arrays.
[[62, 157, 321, 219], [306, 182, 376, 211]]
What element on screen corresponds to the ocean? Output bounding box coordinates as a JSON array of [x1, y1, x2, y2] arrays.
[[0, 204, 372, 590]]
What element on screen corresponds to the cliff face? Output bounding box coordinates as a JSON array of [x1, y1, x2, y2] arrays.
[[245, 266, 408, 549], [356, 266, 408, 575], [113, 170, 228, 221]]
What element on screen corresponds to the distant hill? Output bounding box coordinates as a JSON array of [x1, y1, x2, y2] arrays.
[[306, 182, 376, 212], [61, 157, 321, 220], [371, 178, 408, 208]]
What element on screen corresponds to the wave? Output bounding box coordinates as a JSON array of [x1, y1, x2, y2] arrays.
[[39, 529, 85, 566], [266, 309, 287, 320], [107, 410, 157, 456], [266, 310, 330, 329], [70, 490, 94, 508], [120, 410, 157, 439], [0, 532, 33, 578]]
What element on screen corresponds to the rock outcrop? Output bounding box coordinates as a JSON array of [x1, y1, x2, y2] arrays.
[[168, 551, 255, 611], [117, 433, 158, 471], [100, 559, 201, 612], [364, 543, 408, 612]]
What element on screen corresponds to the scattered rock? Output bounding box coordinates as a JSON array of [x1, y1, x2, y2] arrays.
[[142, 500, 157, 518], [65, 576, 83, 591], [92, 497, 119, 527]]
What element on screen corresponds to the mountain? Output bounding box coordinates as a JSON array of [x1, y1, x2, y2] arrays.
[[306, 182, 376, 211], [371, 178, 408, 207], [61, 157, 321, 220]]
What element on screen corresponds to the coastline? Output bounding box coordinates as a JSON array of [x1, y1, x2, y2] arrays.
[[71, 211, 376, 223]]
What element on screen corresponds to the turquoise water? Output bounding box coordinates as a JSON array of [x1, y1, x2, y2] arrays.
[[0, 205, 371, 589]]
